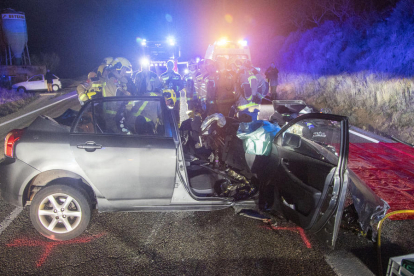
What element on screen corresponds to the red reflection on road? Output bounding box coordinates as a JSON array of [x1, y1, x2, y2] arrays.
[[6, 233, 106, 267], [260, 225, 312, 248]]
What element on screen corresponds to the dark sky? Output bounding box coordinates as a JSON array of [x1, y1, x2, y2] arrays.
[[0, 0, 397, 77]]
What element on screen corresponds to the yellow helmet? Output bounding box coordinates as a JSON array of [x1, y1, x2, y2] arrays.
[[87, 71, 97, 79], [162, 89, 176, 109], [110, 57, 132, 73], [102, 57, 113, 65], [97, 64, 107, 77]]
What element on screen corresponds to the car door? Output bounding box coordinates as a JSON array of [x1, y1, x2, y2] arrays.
[[269, 113, 349, 248], [70, 97, 177, 203], [27, 75, 47, 90]]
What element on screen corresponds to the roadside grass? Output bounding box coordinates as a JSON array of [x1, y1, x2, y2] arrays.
[[278, 72, 414, 144], [0, 88, 39, 117]]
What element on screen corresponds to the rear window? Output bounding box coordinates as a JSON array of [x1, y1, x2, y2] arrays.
[[73, 99, 165, 136]]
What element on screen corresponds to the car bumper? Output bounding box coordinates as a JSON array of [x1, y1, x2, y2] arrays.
[[0, 158, 40, 207]]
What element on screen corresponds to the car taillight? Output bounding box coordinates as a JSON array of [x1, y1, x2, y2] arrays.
[[4, 129, 25, 158]]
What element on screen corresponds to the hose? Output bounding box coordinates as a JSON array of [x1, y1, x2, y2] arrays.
[[376, 210, 414, 276]]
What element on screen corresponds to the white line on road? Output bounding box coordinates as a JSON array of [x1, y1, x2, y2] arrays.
[[349, 130, 379, 143], [0, 94, 77, 128], [0, 207, 23, 235]]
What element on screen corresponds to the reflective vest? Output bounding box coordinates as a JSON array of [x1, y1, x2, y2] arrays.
[[86, 83, 103, 100]]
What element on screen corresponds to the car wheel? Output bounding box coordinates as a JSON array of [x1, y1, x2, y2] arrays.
[[17, 86, 26, 93], [52, 84, 59, 92], [29, 184, 91, 241]]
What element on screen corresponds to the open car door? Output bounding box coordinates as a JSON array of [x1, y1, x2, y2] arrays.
[[270, 113, 349, 248]]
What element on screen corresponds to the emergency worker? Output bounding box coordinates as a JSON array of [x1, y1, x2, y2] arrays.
[[160, 60, 183, 122], [76, 71, 103, 105], [183, 61, 198, 113], [134, 62, 162, 95], [108, 57, 135, 96], [160, 60, 183, 93], [204, 60, 219, 116], [214, 58, 236, 116], [97, 64, 107, 79], [233, 60, 260, 121], [253, 68, 269, 104]]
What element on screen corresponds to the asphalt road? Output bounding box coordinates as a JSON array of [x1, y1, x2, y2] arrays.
[[0, 91, 412, 275]]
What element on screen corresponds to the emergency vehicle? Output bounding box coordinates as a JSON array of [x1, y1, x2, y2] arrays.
[[204, 39, 251, 61]]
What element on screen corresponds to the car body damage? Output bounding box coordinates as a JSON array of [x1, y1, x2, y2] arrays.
[[0, 96, 384, 247]]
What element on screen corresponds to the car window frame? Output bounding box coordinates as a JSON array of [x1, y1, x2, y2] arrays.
[[28, 74, 44, 82], [71, 96, 172, 138]]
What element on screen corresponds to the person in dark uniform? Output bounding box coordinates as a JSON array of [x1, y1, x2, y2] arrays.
[[45, 69, 54, 92]]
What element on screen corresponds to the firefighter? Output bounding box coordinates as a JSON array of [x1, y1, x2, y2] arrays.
[[134, 61, 162, 95], [254, 67, 269, 104], [183, 61, 199, 114], [160, 60, 183, 123], [233, 60, 260, 121], [108, 57, 135, 96], [160, 60, 183, 93], [214, 58, 236, 117], [76, 71, 103, 105], [97, 64, 108, 79], [203, 60, 219, 116]]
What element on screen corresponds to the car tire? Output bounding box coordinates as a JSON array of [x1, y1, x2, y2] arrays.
[[29, 184, 91, 241], [17, 86, 26, 93], [52, 84, 59, 92]]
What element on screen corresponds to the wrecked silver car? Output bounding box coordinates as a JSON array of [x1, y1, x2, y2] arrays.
[[1, 96, 351, 247]]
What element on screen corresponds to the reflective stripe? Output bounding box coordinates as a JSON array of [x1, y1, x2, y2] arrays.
[[247, 75, 257, 86], [133, 93, 158, 116], [237, 102, 257, 111], [216, 99, 234, 104], [134, 101, 148, 117], [79, 94, 88, 102], [102, 82, 107, 97], [105, 110, 117, 115], [86, 91, 96, 99]]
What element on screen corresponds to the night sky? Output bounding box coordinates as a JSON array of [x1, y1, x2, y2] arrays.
[[0, 0, 397, 78]]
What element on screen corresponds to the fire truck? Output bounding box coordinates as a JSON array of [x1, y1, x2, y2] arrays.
[[139, 36, 188, 75]]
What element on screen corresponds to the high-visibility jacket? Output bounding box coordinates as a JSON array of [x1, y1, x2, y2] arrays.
[[77, 80, 103, 103], [235, 68, 258, 111]]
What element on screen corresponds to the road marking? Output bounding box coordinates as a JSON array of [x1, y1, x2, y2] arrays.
[[0, 94, 77, 128], [0, 207, 23, 235], [7, 232, 106, 267], [349, 130, 379, 143], [325, 250, 375, 276]]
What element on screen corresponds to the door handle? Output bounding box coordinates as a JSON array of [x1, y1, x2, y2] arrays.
[[77, 141, 102, 151], [282, 158, 289, 166]]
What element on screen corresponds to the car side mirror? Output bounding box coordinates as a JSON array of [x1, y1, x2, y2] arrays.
[[282, 132, 301, 148]]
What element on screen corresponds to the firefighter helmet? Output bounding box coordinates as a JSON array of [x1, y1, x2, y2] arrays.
[[87, 71, 97, 79], [102, 57, 113, 65], [162, 89, 176, 109], [97, 64, 107, 77], [110, 57, 132, 73]]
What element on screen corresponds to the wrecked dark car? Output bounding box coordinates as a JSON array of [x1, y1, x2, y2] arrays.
[[0, 96, 350, 247]]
